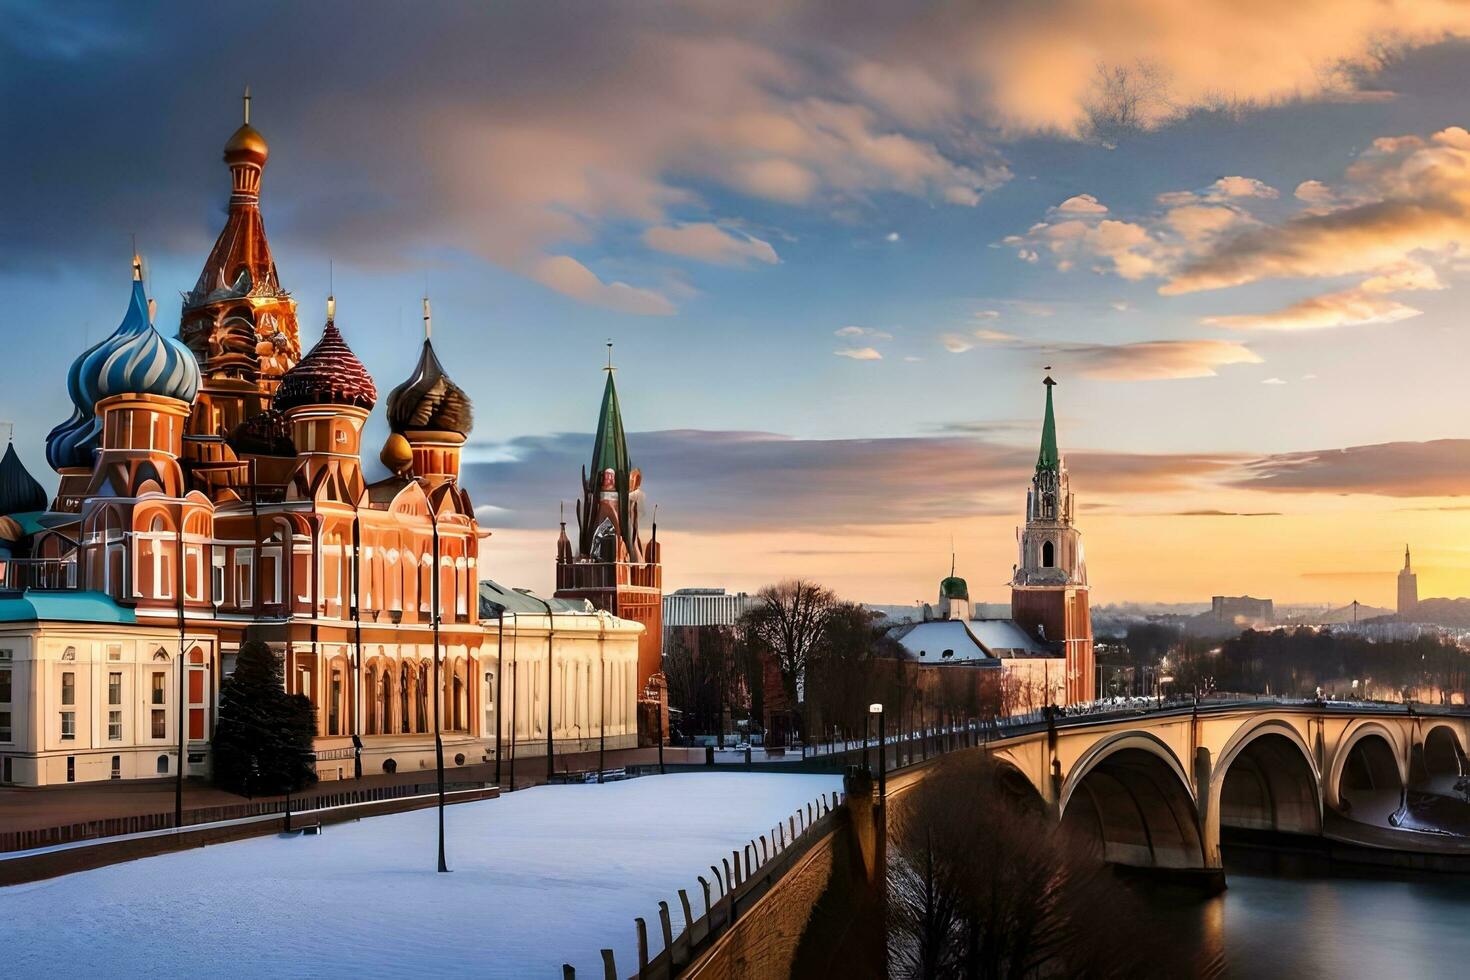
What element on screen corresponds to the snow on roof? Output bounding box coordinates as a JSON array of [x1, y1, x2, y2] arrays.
[[888, 617, 1056, 662], [968, 618, 1055, 657], [890, 620, 998, 664]]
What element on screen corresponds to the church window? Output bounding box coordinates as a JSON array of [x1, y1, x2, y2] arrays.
[[1042, 541, 1055, 568], [400, 665, 411, 734]]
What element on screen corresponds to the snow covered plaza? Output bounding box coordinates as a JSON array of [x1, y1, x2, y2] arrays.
[[4, 772, 841, 978]]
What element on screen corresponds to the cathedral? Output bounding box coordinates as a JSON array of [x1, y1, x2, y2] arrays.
[[892, 374, 1095, 708], [0, 101, 642, 787]]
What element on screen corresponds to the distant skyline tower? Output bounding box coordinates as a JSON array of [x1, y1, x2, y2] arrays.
[[1398, 545, 1419, 619], [1010, 372, 1095, 704]]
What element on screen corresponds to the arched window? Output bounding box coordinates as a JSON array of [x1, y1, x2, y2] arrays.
[[156, 754, 169, 774], [377, 668, 391, 735], [1042, 540, 1055, 568], [452, 674, 464, 732], [400, 664, 411, 734]]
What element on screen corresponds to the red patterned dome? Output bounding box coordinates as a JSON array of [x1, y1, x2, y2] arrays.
[[273, 318, 377, 413]]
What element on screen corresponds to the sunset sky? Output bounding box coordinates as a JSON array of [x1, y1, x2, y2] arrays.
[[5, 1, 1470, 607]]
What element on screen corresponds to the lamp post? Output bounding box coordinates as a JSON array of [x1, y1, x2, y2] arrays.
[[429, 507, 448, 873], [869, 702, 885, 802]]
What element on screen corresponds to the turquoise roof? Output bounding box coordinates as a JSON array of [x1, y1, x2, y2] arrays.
[[0, 590, 137, 624]]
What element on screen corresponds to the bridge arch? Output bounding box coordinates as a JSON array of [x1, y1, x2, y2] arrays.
[[991, 759, 1048, 816], [1208, 720, 1322, 853], [1422, 724, 1466, 779], [1058, 732, 1205, 870], [1329, 722, 1407, 822]]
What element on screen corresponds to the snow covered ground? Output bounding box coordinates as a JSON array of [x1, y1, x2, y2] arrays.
[[3, 771, 841, 979]]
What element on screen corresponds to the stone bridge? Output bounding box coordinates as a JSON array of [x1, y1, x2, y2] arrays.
[[987, 701, 1470, 878]]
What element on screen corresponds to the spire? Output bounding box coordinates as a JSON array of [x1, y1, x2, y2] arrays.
[[1405, 545, 1412, 571], [590, 367, 631, 480], [1037, 370, 1059, 472]]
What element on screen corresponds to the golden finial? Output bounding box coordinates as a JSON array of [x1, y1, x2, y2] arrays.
[[326, 294, 336, 323], [423, 295, 432, 340], [243, 84, 251, 125], [132, 254, 143, 281]]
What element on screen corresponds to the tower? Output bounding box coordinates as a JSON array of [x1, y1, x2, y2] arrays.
[[273, 296, 377, 504], [555, 351, 664, 736], [1398, 545, 1418, 619], [382, 298, 474, 489], [179, 92, 302, 500], [1010, 373, 1094, 704]]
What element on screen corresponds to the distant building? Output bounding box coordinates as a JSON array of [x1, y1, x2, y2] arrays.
[[885, 571, 1067, 711], [1398, 545, 1419, 618], [1211, 595, 1274, 625], [663, 588, 749, 631]]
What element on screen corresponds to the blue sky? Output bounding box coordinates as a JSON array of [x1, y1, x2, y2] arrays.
[[6, 1, 1470, 604]]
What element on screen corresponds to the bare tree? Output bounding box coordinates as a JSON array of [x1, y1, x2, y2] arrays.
[[740, 580, 838, 740], [889, 755, 1169, 979]]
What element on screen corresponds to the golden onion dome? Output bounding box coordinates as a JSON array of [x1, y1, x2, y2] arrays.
[[224, 123, 269, 167], [380, 432, 414, 477]]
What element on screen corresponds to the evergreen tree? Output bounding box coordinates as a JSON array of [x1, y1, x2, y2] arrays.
[[213, 640, 318, 797]]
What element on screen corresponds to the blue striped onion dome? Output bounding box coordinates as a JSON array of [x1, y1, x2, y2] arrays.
[[46, 275, 201, 471]]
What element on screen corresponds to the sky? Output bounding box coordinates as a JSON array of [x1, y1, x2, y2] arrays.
[[4, 0, 1470, 607]]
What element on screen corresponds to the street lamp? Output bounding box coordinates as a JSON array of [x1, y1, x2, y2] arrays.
[[869, 702, 885, 803]]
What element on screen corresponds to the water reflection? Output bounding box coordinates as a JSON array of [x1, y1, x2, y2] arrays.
[[1132, 863, 1470, 978]]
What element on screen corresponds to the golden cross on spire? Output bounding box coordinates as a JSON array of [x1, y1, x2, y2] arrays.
[[243, 84, 251, 125]]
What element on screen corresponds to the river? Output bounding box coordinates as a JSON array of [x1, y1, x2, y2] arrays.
[[1135, 862, 1470, 978]]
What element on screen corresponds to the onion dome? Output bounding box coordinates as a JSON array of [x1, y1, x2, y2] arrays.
[[273, 300, 377, 412], [46, 258, 201, 470], [386, 339, 474, 436], [227, 409, 296, 457], [224, 85, 268, 168], [0, 442, 48, 516], [380, 432, 413, 475], [224, 122, 269, 168]]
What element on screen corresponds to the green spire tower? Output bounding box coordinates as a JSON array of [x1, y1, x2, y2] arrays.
[[1037, 373, 1059, 472]]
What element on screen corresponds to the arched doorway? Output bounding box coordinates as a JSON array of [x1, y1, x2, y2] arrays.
[[1060, 742, 1205, 870], [1219, 732, 1321, 835]]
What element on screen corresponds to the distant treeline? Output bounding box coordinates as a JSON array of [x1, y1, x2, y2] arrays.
[[1105, 624, 1470, 702]]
